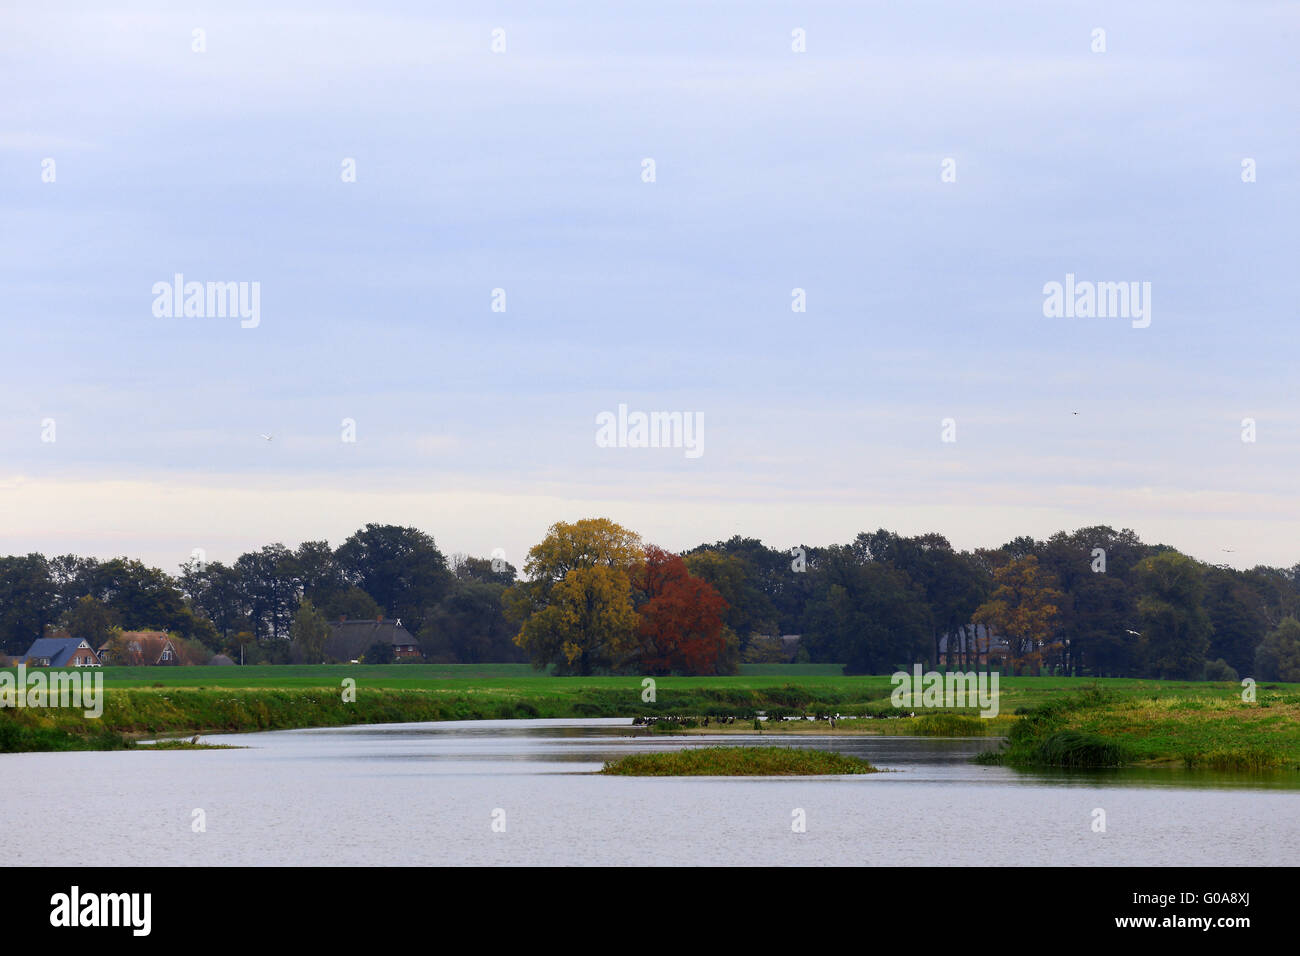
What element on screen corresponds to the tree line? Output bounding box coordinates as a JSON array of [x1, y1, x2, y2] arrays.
[[0, 524, 522, 665], [1, 520, 1298, 680]]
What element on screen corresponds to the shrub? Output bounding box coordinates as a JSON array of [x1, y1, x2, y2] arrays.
[[1203, 658, 1239, 682], [1255, 618, 1300, 682]]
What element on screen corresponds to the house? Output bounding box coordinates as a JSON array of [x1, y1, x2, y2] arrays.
[[324, 619, 420, 662], [19, 637, 102, 668], [98, 631, 180, 666], [207, 654, 235, 666]]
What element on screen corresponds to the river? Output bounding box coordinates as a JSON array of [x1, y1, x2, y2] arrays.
[[6, 718, 1296, 865]]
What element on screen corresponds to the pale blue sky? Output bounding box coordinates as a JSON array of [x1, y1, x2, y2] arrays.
[[2, 1, 1297, 572]]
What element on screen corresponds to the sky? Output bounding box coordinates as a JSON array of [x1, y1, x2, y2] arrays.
[[1, 0, 1297, 575]]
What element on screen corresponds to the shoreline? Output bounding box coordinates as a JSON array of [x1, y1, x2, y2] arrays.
[[1, 675, 1296, 773], [647, 718, 1011, 737]]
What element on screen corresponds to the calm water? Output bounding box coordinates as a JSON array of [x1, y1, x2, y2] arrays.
[[6, 718, 1297, 865]]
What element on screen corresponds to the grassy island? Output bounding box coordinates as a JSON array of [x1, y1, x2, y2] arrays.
[[599, 745, 879, 776]]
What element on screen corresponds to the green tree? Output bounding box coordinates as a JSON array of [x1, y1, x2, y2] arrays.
[[290, 598, 331, 664], [47, 554, 99, 620], [234, 544, 302, 642], [1254, 617, 1300, 681], [1203, 569, 1268, 676], [62, 595, 119, 647], [687, 536, 804, 634], [295, 539, 346, 608], [0, 554, 57, 655], [317, 586, 382, 622], [1133, 551, 1212, 679], [83, 558, 200, 638], [1203, 658, 1238, 681], [450, 554, 517, 587], [1036, 526, 1152, 674], [1065, 573, 1135, 676], [335, 524, 452, 633], [420, 580, 520, 663], [803, 546, 929, 674], [178, 558, 247, 641], [684, 549, 778, 643]]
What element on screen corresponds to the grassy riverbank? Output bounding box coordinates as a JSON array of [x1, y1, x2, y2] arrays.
[[2, 667, 1297, 770], [978, 688, 1300, 771], [0, 675, 906, 751], [601, 746, 879, 776], [0, 664, 949, 751]]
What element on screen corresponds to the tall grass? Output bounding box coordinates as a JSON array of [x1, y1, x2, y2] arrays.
[[1182, 747, 1291, 772], [914, 713, 996, 736], [0, 720, 132, 753], [1032, 731, 1133, 768]]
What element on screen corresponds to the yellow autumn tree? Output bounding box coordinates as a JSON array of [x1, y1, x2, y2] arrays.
[[516, 566, 640, 674], [519, 518, 643, 582], [971, 555, 1063, 675], [505, 518, 642, 674]]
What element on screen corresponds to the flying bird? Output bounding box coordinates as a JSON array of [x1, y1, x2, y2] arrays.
[[259, 434, 274, 441]]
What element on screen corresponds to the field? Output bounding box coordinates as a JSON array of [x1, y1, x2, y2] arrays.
[[85, 662, 855, 690], [51, 663, 1287, 708]]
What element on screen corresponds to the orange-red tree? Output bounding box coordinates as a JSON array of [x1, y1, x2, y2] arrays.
[[972, 555, 1063, 675], [633, 545, 730, 675]]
